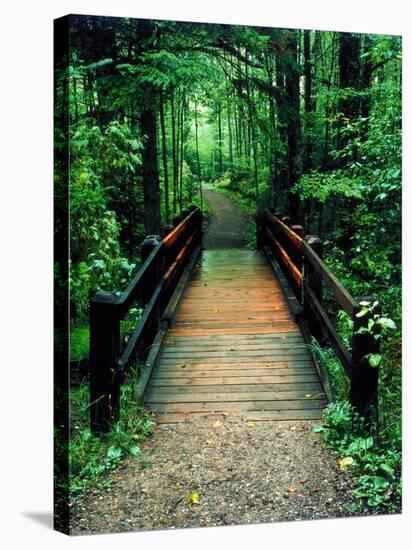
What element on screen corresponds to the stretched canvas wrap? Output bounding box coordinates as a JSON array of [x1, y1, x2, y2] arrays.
[[54, 14, 402, 535]]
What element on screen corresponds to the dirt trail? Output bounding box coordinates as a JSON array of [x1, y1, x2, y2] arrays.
[[71, 418, 364, 535], [202, 187, 248, 249]]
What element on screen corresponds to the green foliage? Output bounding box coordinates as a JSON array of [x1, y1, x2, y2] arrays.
[[292, 171, 362, 203], [69, 121, 143, 318], [70, 324, 89, 359], [309, 340, 349, 400], [314, 402, 401, 511], [67, 368, 154, 494]]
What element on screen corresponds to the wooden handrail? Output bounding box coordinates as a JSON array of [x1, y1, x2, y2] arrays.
[[258, 209, 380, 417], [89, 206, 203, 434]]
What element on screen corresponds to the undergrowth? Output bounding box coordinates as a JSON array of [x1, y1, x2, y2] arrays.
[[60, 366, 155, 498], [312, 298, 401, 514], [315, 401, 401, 513]]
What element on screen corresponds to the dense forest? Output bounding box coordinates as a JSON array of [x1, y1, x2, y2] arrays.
[[55, 16, 401, 512]]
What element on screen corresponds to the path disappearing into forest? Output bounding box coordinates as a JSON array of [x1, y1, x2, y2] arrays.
[[202, 187, 248, 249], [71, 190, 364, 534]]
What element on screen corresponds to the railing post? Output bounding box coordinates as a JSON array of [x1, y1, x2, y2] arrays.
[[140, 235, 163, 303], [89, 291, 121, 435], [349, 296, 380, 418], [256, 213, 264, 249], [303, 235, 324, 342], [141, 234, 162, 263], [291, 224, 304, 301], [160, 224, 174, 239]]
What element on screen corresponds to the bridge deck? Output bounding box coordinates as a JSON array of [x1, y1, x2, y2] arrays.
[[146, 250, 326, 423]]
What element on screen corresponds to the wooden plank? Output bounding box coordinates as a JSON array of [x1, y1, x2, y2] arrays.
[[149, 381, 322, 394], [169, 327, 300, 336], [148, 399, 326, 413], [163, 332, 303, 342], [162, 342, 307, 352], [156, 367, 315, 379], [157, 361, 314, 372], [155, 409, 323, 423], [161, 346, 309, 356], [147, 389, 325, 403], [150, 374, 319, 386], [159, 357, 311, 366]]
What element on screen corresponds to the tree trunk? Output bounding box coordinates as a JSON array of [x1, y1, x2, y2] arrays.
[[140, 102, 161, 235], [275, 50, 289, 197], [171, 95, 178, 214], [360, 34, 373, 138], [338, 32, 361, 160], [179, 94, 185, 209], [304, 29, 313, 171], [217, 100, 223, 176], [285, 31, 302, 219], [159, 90, 170, 223]]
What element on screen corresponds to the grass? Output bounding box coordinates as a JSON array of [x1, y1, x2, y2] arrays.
[[70, 323, 89, 359]]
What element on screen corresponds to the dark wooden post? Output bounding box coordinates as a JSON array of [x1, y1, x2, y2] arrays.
[[89, 291, 121, 435], [140, 235, 163, 303], [160, 224, 174, 239], [291, 224, 304, 301], [172, 214, 183, 227], [350, 296, 380, 418], [141, 234, 162, 263], [303, 235, 324, 342], [256, 213, 264, 249]]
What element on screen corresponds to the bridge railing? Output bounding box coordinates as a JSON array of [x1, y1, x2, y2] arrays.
[[257, 209, 380, 418], [89, 206, 203, 434]]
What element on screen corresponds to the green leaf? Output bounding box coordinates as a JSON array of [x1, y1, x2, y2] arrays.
[[380, 463, 395, 476], [377, 317, 397, 331], [356, 309, 368, 318], [107, 446, 122, 460], [129, 445, 141, 457], [368, 353, 382, 367]]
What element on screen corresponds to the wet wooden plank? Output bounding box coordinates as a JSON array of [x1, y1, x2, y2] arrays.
[[146, 249, 326, 423], [150, 381, 322, 394], [150, 373, 319, 387], [148, 399, 326, 413], [147, 389, 324, 403], [155, 409, 324, 423]]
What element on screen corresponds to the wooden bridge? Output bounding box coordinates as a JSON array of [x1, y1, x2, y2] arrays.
[[89, 205, 379, 433]]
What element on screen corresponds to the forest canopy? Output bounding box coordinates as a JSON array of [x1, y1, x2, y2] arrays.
[[55, 14, 401, 336]]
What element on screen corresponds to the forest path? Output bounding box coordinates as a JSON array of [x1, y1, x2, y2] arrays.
[[71, 418, 360, 533], [202, 186, 248, 249]]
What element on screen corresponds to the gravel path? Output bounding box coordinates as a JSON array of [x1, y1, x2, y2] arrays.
[[202, 187, 248, 249], [70, 417, 367, 535]]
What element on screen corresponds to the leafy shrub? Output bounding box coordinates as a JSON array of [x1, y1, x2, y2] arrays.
[[314, 401, 401, 512]]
